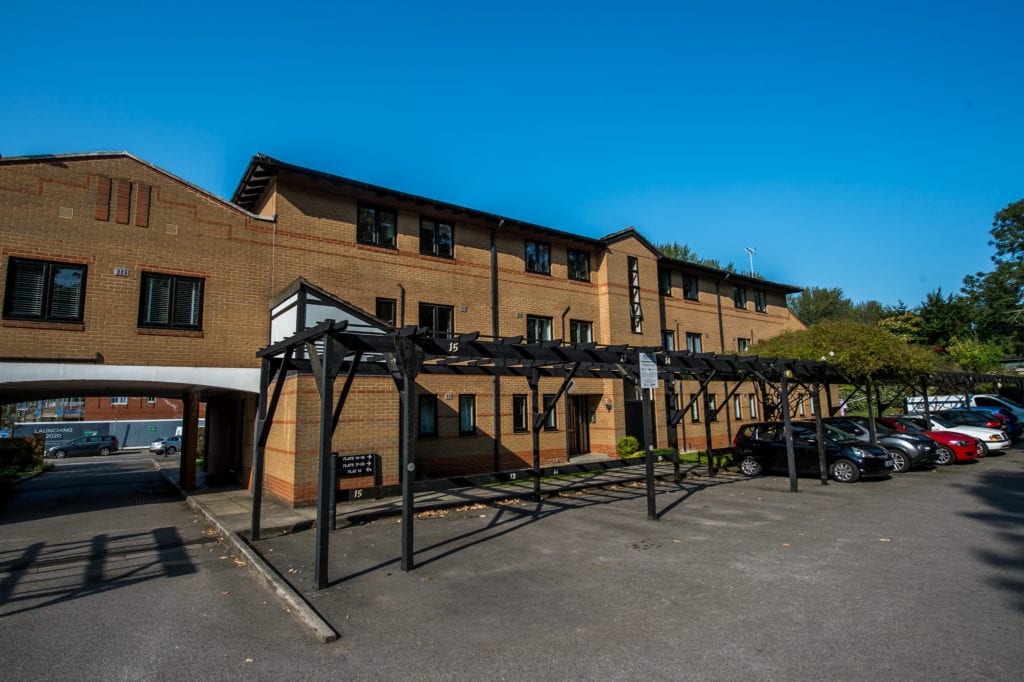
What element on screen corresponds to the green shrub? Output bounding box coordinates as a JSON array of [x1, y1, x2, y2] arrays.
[[616, 436, 641, 458]]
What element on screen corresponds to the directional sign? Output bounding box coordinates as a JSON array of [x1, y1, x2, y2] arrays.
[[639, 352, 659, 389]]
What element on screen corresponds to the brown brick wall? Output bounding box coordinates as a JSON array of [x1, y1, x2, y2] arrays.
[[2, 154, 810, 506]]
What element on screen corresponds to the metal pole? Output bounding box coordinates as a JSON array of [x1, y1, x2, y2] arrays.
[[642, 385, 657, 520], [530, 369, 541, 501], [780, 371, 797, 493], [702, 386, 716, 477], [314, 345, 336, 590], [250, 359, 270, 541], [400, 371, 415, 571], [664, 378, 680, 481], [813, 379, 828, 485]]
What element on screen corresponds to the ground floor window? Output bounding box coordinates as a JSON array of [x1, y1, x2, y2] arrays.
[[418, 394, 437, 437], [543, 394, 557, 430], [512, 395, 529, 432], [459, 394, 476, 434]]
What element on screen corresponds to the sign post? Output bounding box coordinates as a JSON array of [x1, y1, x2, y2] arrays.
[[639, 352, 658, 520]]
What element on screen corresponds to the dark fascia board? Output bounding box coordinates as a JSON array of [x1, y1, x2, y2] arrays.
[[0, 151, 272, 222], [658, 253, 802, 294], [600, 226, 663, 256], [232, 153, 604, 247]]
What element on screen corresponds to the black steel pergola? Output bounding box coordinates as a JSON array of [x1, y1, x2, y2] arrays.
[[248, 321, 1021, 589]]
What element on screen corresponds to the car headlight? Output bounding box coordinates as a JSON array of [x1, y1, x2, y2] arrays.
[[850, 447, 880, 458], [950, 439, 972, 447]]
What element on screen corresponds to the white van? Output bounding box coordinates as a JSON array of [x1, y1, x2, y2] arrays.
[[904, 394, 1024, 422]]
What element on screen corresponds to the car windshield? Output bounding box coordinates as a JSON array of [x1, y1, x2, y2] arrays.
[[892, 418, 924, 433], [822, 424, 857, 441]]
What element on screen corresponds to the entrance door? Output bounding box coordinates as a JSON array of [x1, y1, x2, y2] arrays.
[[567, 395, 591, 455]]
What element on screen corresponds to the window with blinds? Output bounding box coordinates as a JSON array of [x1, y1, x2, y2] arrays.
[[3, 257, 86, 322], [139, 272, 204, 329]]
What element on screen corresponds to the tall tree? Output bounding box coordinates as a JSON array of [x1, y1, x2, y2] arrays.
[[960, 199, 1024, 355], [786, 287, 854, 325]]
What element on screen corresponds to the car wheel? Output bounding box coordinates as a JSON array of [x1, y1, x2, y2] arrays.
[[890, 449, 910, 473], [166, 447, 177, 456], [934, 446, 954, 466], [738, 455, 763, 477], [829, 459, 860, 483], [53, 449, 67, 459], [99, 447, 111, 456], [977, 441, 989, 457]]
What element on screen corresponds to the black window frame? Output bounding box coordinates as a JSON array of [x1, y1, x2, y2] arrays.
[[419, 302, 454, 338], [3, 257, 87, 323], [459, 394, 477, 435], [690, 394, 701, 423], [737, 337, 750, 353], [419, 217, 455, 258], [686, 332, 703, 354], [138, 271, 204, 330], [569, 319, 593, 344], [357, 204, 398, 248], [682, 274, 699, 301], [733, 285, 748, 309], [512, 395, 529, 433], [418, 394, 438, 437], [375, 297, 397, 326], [526, 315, 553, 343], [567, 249, 591, 282], [754, 289, 767, 313], [525, 240, 551, 275], [658, 269, 672, 296], [543, 394, 558, 430], [661, 329, 676, 351]]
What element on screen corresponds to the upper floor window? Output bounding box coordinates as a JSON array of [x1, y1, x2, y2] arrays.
[[419, 302, 454, 338], [733, 285, 747, 309], [658, 269, 672, 296], [526, 315, 553, 343], [110, 396, 128, 406], [754, 289, 767, 313], [3, 257, 86, 323], [683, 274, 699, 300], [525, 240, 551, 275], [420, 218, 454, 258], [569, 319, 593, 344], [567, 249, 590, 281], [662, 330, 676, 351], [139, 272, 203, 330], [146, 396, 156, 403], [737, 337, 750, 353], [376, 298, 397, 326], [357, 205, 397, 248], [686, 332, 703, 353]]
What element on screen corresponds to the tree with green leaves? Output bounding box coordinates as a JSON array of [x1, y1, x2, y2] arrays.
[[960, 199, 1024, 355], [786, 287, 855, 326]]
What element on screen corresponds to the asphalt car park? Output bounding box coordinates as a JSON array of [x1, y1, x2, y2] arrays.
[[252, 442, 1024, 680]]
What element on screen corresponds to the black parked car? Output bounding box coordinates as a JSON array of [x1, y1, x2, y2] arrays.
[[818, 416, 938, 473], [733, 421, 894, 483], [46, 434, 119, 458]]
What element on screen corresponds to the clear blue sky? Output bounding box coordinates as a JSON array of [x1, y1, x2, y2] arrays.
[[4, 1, 1022, 307]]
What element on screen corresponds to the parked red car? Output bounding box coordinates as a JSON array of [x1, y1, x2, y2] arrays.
[[878, 416, 982, 464]]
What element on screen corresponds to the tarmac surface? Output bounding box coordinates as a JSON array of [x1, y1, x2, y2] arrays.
[[3, 446, 1023, 680]]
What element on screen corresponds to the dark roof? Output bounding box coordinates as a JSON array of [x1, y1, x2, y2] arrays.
[[232, 154, 603, 246]]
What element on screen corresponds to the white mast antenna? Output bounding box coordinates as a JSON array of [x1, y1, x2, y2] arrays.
[[745, 247, 756, 276]]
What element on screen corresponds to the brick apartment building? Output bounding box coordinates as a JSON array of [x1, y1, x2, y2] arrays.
[[0, 151, 806, 506]]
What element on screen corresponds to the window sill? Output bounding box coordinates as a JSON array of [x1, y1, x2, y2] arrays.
[[356, 242, 398, 252], [418, 252, 456, 262], [137, 327, 204, 338], [525, 270, 552, 278], [1, 319, 85, 332]]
